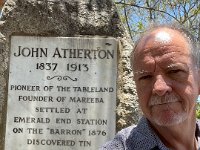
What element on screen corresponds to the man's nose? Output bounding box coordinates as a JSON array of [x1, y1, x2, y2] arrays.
[[152, 75, 172, 96]]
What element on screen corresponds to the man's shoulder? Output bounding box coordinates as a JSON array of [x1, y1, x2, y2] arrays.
[[100, 117, 155, 150], [100, 124, 137, 150], [118, 124, 137, 138], [100, 117, 170, 150]]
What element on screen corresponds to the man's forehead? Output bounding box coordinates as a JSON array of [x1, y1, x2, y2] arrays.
[[134, 27, 189, 52], [134, 45, 189, 64], [154, 31, 172, 44], [133, 27, 191, 62], [132, 46, 192, 72]]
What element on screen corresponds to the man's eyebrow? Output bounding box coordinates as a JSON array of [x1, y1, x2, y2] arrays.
[[166, 63, 188, 69], [134, 70, 151, 75], [166, 64, 178, 69]]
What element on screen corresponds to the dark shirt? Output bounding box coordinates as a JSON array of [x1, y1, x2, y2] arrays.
[[101, 117, 200, 150]]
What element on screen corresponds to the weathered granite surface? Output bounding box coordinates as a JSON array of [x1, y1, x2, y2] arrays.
[[0, 0, 140, 149]]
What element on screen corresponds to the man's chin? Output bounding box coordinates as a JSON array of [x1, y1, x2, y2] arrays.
[[151, 112, 187, 127]]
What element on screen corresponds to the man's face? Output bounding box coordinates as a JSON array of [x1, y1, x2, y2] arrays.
[[133, 28, 200, 126]]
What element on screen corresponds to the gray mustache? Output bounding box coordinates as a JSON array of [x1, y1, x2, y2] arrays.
[[149, 93, 180, 106]]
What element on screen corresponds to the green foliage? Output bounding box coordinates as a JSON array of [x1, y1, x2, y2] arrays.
[[137, 21, 144, 30], [196, 103, 200, 119]]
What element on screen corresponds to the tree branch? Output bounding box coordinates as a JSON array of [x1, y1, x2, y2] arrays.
[[122, 0, 133, 40], [115, 1, 181, 23]]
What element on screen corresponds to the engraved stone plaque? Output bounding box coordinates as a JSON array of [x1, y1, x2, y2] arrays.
[[5, 36, 117, 150]]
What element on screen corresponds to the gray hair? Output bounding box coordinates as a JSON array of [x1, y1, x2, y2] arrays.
[[130, 24, 200, 70]]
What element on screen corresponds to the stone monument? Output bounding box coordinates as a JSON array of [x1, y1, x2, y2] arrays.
[[6, 36, 117, 150], [0, 0, 140, 150]]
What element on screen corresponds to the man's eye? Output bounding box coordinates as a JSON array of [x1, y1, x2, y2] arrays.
[[168, 69, 184, 74], [139, 75, 152, 80]]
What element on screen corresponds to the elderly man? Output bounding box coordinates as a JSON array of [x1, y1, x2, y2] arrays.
[[101, 25, 200, 150]]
